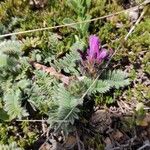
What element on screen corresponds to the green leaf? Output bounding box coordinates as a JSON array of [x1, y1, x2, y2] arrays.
[[102, 70, 130, 89], [83, 77, 111, 94], [0, 40, 22, 57], [48, 84, 81, 132], [86, 0, 91, 8], [0, 108, 9, 121], [16, 79, 31, 89], [53, 41, 84, 75], [0, 54, 8, 68], [4, 90, 28, 120], [0, 142, 23, 150]]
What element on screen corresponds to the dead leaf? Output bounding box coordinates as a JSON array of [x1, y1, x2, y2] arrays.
[[33, 62, 70, 85]]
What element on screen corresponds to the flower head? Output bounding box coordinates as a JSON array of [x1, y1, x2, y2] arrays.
[[78, 35, 112, 76], [79, 35, 109, 63]]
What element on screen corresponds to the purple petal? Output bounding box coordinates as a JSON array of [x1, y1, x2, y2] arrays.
[[88, 35, 100, 59], [99, 49, 107, 59], [97, 49, 107, 62]]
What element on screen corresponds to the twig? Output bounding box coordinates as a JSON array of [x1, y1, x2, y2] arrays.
[[120, 100, 132, 111], [41, 117, 47, 135], [144, 107, 150, 110], [111, 143, 132, 150], [76, 131, 82, 150], [137, 143, 150, 150], [0, 2, 148, 38], [117, 101, 125, 113], [15, 119, 69, 122], [16, 119, 47, 122], [75, 130, 85, 150]]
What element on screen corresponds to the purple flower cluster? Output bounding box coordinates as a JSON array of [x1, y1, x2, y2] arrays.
[[78, 35, 112, 76], [87, 35, 107, 63], [78, 35, 111, 64]]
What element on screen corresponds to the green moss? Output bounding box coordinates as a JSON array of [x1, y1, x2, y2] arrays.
[[0, 122, 38, 148], [85, 134, 104, 150]]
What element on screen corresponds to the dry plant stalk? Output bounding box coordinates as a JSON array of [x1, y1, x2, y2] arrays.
[[33, 62, 70, 84]]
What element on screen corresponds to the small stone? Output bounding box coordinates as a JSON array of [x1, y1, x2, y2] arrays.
[[127, 9, 139, 22], [104, 137, 113, 150], [112, 130, 124, 141]]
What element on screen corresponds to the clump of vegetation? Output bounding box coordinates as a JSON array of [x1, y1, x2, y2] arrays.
[[0, 0, 149, 149]]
